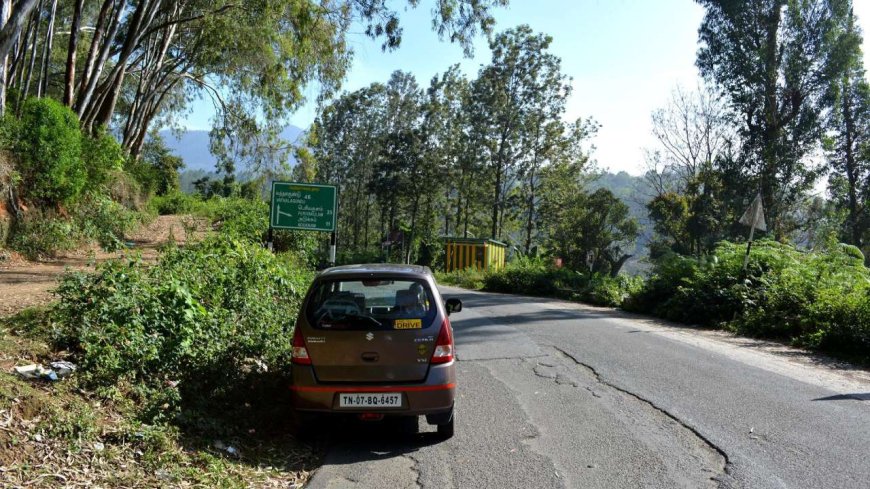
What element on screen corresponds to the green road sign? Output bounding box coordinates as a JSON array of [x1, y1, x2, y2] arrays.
[[270, 181, 337, 231]]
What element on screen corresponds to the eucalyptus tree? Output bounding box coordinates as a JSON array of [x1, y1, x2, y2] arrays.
[[310, 82, 389, 248], [696, 0, 850, 238], [422, 65, 473, 237], [824, 7, 870, 248], [0, 0, 507, 160], [470, 25, 562, 240]]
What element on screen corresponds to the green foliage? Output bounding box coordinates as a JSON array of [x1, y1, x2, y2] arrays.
[[51, 236, 313, 423], [436, 267, 487, 290], [71, 195, 142, 252], [81, 129, 126, 193], [150, 191, 200, 215], [696, 0, 844, 236], [9, 196, 144, 258], [9, 211, 81, 259], [540, 184, 639, 276], [483, 258, 640, 307], [626, 240, 870, 362], [16, 97, 85, 206]]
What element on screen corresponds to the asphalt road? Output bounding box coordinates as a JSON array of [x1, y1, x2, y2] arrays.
[[306, 287, 870, 489]]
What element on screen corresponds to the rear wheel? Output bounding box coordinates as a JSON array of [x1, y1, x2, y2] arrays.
[[292, 411, 319, 441], [436, 415, 454, 439]]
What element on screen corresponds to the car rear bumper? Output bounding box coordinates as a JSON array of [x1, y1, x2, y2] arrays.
[[290, 361, 456, 415]]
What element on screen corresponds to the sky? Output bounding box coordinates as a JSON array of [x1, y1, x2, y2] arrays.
[[183, 0, 870, 176]]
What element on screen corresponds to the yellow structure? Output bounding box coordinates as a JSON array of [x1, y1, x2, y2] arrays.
[[444, 238, 507, 272]]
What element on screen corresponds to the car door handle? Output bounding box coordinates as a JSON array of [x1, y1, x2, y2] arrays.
[[361, 352, 379, 362]]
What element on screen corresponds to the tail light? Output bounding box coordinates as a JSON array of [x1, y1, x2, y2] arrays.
[[291, 326, 311, 365], [431, 318, 454, 364]]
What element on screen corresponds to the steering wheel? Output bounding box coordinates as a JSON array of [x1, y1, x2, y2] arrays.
[[316, 299, 362, 321]]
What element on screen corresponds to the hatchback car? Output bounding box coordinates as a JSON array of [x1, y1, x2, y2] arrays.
[[290, 264, 461, 438]]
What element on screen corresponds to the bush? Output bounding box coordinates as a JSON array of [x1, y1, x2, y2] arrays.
[[436, 267, 487, 290], [436, 257, 639, 308], [625, 240, 870, 362], [9, 196, 143, 258], [72, 194, 142, 251], [51, 236, 313, 423], [16, 97, 85, 205], [81, 128, 126, 193], [8, 210, 81, 259], [150, 191, 200, 215], [483, 257, 639, 307]]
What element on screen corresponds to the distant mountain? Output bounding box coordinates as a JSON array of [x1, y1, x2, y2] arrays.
[[587, 171, 655, 275], [160, 125, 305, 173]]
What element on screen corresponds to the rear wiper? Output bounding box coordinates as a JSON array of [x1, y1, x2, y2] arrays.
[[334, 313, 383, 327]]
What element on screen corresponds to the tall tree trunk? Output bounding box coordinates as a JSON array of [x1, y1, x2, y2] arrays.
[[490, 163, 502, 239], [760, 3, 782, 238], [19, 0, 42, 111], [842, 77, 860, 246], [77, 0, 122, 120], [36, 0, 56, 98], [8, 9, 35, 88], [92, 0, 160, 129], [523, 165, 536, 255], [0, 0, 11, 114], [463, 197, 469, 238], [364, 195, 371, 249], [75, 0, 113, 111], [444, 186, 451, 235], [0, 0, 38, 63], [62, 0, 83, 106]]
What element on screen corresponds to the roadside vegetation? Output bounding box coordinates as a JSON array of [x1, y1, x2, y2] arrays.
[[440, 240, 870, 365], [1, 205, 322, 486], [2, 0, 870, 484]]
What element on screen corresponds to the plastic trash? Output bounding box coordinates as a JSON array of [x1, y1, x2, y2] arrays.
[[13, 364, 53, 380], [50, 361, 77, 378], [13, 362, 76, 381]]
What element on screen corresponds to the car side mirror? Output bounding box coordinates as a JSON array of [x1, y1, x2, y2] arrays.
[[445, 298, 462, 315]]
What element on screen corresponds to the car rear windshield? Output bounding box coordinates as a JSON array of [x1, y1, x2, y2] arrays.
[[305, 278, 437, 330]]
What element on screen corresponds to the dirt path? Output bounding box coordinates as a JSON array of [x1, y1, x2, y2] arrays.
[[0, 215, 208, 316]]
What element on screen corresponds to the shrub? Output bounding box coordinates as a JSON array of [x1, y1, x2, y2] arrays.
[[72, 194, 142, 252], [81, 128, 126, 193], [8, 210, 81, 258], [482, 258, 638, 308], [150, 191, 200, 215], [51, 236, 313, 423], [16, 97, 85, 206], [436, 267, 487, 290], [9, 196, 143, 257], [626, 240, 870, 362]]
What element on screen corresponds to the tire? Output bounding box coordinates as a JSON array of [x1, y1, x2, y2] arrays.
[[436, 413, 454, 439], [292, 411, 319, 441]]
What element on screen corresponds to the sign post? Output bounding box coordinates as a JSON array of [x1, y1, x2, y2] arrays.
[[738, 193, 766, 271], [269, 181, 338, 265]]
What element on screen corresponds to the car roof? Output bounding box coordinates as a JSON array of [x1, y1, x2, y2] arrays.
[[318, 263, 432, 279]]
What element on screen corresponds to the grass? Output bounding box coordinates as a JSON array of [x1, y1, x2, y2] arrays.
[[0, 308, 320, 488]]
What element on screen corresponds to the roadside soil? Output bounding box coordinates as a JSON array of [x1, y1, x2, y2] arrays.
[[0, 215, 209, 316]]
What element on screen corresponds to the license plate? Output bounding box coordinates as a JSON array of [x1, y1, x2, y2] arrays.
[[339, 393, 402, 408]]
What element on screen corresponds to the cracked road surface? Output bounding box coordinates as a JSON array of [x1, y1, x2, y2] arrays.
[[306, 288, 870, 488]]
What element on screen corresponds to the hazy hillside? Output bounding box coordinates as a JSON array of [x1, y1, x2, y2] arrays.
[[161, 125, 305, 173], [587, 171, 655, 274]]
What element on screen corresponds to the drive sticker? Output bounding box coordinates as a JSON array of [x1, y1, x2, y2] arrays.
[[394, 319, 422, 330]]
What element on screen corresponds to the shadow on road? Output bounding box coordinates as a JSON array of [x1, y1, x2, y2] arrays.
[[313, 416, 444, 466], [812, 393, 870, 401]]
